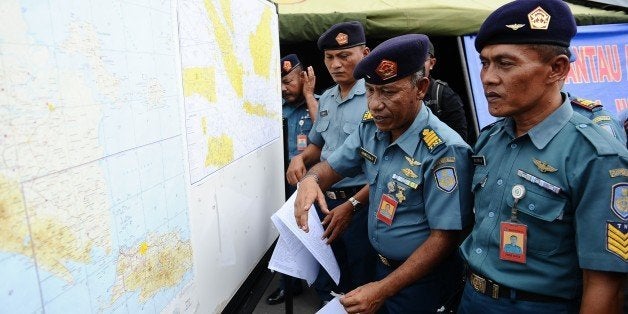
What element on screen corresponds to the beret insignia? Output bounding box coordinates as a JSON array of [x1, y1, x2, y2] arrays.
[[335, 32, 349, 46], [505, 24, 525, 31], [375, 59, 397, 80], [282, 60, 292, 72], [528, 6, 551, 30]]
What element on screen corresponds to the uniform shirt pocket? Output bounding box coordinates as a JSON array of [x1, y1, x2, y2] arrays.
[[315, 118, 330, 133], [342, 122, 358, 135], [506, 184, 567, 255]]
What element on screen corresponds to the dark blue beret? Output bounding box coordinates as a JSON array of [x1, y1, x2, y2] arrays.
[[280, 54, 301, 77], [353, 34, 429, 85], [317, 21, 366, 51], [475, 0, 576, 52]]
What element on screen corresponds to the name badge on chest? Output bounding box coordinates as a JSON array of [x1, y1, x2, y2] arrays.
[[359, 147, 377, 164], [377, 194, 398, 226]]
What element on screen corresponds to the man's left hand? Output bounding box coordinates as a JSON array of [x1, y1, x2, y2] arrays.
[[340, 281, 387, 314]]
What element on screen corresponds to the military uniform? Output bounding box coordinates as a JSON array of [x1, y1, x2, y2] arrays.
[[283, 99, 313, 160], [308, 21, 376, 300], [460, 95, 628, 312], [328, 103, 474, 312], [459, 0, 628, 312], [569, 94, 627, 144]]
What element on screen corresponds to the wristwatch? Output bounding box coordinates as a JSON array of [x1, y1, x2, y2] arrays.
[[348, 197, 362, 211]]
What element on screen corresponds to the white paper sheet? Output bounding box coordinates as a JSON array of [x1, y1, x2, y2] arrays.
[[268, 191, 341, 285], [315, 297, 347, 314], [268, 215, 319, 284]]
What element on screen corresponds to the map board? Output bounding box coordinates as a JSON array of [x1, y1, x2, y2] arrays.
[[0, 0, 283, 313]]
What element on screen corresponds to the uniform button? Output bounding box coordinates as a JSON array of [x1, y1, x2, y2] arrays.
[[475, 248, 482, 254], [510, 143, 517, 148], [528, 204, 535, 211], [384, 156, 389, 161], [578, 124, 588, 128], [497, 179, 503, 185], [488, 211, 494, 218]]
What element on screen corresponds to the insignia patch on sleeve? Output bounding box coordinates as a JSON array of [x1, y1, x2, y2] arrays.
[[421, 128, 444, 152], [607, 221, 628, 261], [434, 166, 457, 193], [612, 183, 628, 220]]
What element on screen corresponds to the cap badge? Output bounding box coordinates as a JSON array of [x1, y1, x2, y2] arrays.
[[375, 59, 397, 80], [528, 6, 551, 30], [505, 23, 525, 31], [335, 32, 349, 45], [282, 60, 292, 72]]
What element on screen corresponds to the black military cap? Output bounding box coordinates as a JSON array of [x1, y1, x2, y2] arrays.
[[353, 34, 429, 85], [317, 21, 366, 51], [427, 39, 435, 57], [475, 0, 577, 52], [280, 54, 301, 77]]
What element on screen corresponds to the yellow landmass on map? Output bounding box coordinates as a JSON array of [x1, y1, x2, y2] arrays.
[[220, 0, 234, 32], [0, 175, 30, 255], [110, 233, 193, 303], [249, 7, 273, 78], [243, 101, 276, 119], [183, 67, 216, 103], [205, 134, 234, 167], [204, 0, 244, 98], [0, 174, 94, 283]]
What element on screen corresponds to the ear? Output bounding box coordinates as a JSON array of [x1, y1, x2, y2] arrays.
[[548, 55, 570, 83], [362, 46, 370, 57], [416, 77, 430, 100], [428, 57, 436, 70]]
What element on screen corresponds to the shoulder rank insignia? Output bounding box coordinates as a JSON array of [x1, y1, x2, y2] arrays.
[[612, 183, 628, 220], [606, 222, 628, 261], [421, 128, 444, 152], [571, 97, 602, 111], [401, 168, 418, 178], [434, 167, 458, 193], [405, 156, 420, 166], [532, 158, 557, 173], [362, 110, 373, 122]]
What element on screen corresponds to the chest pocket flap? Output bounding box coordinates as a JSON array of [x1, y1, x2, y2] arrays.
[[315, 118, 330, 132]]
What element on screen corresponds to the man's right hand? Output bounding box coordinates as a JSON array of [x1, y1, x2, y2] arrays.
[[294, 176, 327, 232], [286, 156, 307, 185]]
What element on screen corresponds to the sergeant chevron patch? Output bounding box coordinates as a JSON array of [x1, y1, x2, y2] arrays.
[[607, 221, 628, 261]]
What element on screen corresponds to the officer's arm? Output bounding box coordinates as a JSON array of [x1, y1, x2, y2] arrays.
[[580, 269, 624, 313], [286, 144, 322, 185], [294, 161, 343, 232]]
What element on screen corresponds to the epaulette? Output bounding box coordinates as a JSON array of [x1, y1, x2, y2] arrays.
[[420, 127, 445, 153], [572, 115, 619, 156], [361, 110, 374, 122], [571, 97, 602, 112]]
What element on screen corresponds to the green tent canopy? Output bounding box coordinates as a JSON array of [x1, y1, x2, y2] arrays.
[[276, 0, 628, 42]]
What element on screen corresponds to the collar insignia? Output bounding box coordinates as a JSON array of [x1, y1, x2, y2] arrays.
[[375, 59, 397, 80], [335, 32, 348, 45], [528, 6, 551, 30], [505, 23, 525, 30], [405, 156, 420, 166], [362, 110, 373, 122], [532, 158, 557, 173], [421, 128, 444, 152]]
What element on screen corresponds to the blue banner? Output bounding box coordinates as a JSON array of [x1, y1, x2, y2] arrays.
[[463, 23, 628, 129]]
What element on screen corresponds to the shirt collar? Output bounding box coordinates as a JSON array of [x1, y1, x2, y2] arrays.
[[282, 98, 305, 116], [503, 93, 573, 149], [330, 79, 366, 103]]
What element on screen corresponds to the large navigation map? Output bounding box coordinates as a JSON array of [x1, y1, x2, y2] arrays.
[[0, 0, 194, 312], [179, 0, 281, 184]]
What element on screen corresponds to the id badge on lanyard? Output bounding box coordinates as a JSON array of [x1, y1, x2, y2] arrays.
[[297, 119, 307, 151], [499, 184, 528, 264]]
